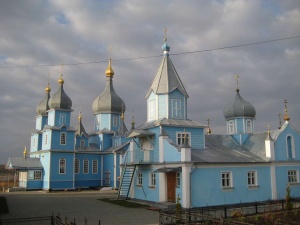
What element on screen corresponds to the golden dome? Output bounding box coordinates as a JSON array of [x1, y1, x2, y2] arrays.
[[105, 59, 114, 77], [45, 83, 51, 93], [23, 145, 27, 158], [206, 128, 212, 135], [78, 112, 82, 121], [58, 74, 64, 85]]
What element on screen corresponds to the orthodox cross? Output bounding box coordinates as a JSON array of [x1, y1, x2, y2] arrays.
[[164, 28, 168, 42], [234, 74, 239, 90]]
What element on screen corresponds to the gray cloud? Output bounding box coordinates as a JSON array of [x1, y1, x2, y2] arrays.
[[0, 0, 300, 163]]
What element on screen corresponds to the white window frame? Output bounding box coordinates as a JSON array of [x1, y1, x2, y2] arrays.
[[246, 120, 252, 133], [148, 100, 155, 120], [83, 159, 89, 174], [60, 113, 66, 125], [247, 171, 257, 187], [74, 159, 80, 174], [171, 99, 181, 118], [286, 135, 295, 159], [288, 170, 298, 184], [96, 116, 101, 130], [149, 172, 156, 187], [229, 120, 235, 134], [60, 133, 66, 145], [221, 172, 232, 188], [59, 158, 66, 174], [92, 160, 98, 174], [28, 170, 42, 180], [176, 132, 191, 146], [137, 172, 143, 185], [80, 140, 85, 148], [33, 137, 36, 148]]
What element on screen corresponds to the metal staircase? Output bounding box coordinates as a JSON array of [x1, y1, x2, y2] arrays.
[[117, 164, 136, 199]]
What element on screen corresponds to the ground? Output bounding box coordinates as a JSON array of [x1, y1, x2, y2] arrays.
[[0, 190, 159, 225]]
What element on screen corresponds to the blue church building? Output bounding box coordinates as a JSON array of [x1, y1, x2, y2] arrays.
[[6, 36, 300, 208]]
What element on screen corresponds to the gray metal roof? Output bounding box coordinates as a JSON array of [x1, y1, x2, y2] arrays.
[[117, 119, 128, 137], [145, 54, 188, 98], [137, 118, 207, 130], [191, 134, 268, 163], [44, 125, 77, 132], [92, 77, 125, 115], [6, 157, 43, 170], [103, 141, 130, 153], [127, 129, 155, 138], [223, 90, 256, 120], [36, 92, 50, 115], [75, 120, 88, 137], [48, 84, 72, 110]]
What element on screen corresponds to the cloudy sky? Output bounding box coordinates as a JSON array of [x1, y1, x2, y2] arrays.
[[0, 0, 300, 163]]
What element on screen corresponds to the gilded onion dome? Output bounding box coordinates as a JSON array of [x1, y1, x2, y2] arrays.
[[36, 82, 51, 115], [223, 89, 256, 120], [92, 59, 125, 114], [48, 75, 72, 110]]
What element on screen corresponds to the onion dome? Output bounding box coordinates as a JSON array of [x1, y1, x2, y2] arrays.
[[76, 112, 88, 137], [48, 75, 72, 110], [223, 89, 256, 120], [92, 59, 125, 114], [36, 82, 51, 115]]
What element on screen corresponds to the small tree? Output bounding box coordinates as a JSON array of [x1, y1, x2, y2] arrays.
[[175, 195, 182, 224], [285, 184, 293, 211]]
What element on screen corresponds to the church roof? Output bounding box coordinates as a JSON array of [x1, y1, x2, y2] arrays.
[[92, 59, 125, 115], [48, 75, 72, 110], [36, 83, 51, 115], [75, 112, 88, 137], [6, 157, 43, 170], [145, 41, 188, 99], [136, 118, 207, 130], [191, 133, 269, 163], [223, 89, 256, 120]]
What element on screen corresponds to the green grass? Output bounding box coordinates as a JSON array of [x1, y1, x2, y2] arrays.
[[0, 196, 9, 214], [99, 198, 149, 208]]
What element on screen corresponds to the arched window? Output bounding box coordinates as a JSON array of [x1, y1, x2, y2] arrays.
[[74, 159, 80, 174], [229, 120, 235, 134], [83, 159, 89, 174], [287, 135, 295, 159], [59, 158, 66, 174], [80, 140, 85, 148], [60, 133, 66, 145], [92, 160, 98, 174], [246, 120, 252, 133]]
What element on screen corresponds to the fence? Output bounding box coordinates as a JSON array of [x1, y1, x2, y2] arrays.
[[0, 212, 101, 225], [159, 198, 300, 225]]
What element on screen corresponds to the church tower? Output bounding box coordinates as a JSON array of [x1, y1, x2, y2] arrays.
[[92, 57, 125, 132], [145, 32, 189, 121], [223, 76, 256, 144]]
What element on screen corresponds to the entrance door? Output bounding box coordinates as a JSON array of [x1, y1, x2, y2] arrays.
[[19, 172, 27, 188], [167, 172, 176, 202]]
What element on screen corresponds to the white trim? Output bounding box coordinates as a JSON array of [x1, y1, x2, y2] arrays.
[[156, 95, 159, 120], [176, 132, 191, 146], [166, 95, 169, 119], [286, 134, 295, 159], [60, 132, 67, 145], [92, 159, 98, 174], [247, 170, 258, 187], [83, 158, 89, 174], [270, 165, 277, 199], [181, 166, 191, 208], [159, 173, 167, 202], [59, 158, 66, 174], [100, 155, 103, 186], [114, 153, 117, 188], [221, 171, 233, 188]]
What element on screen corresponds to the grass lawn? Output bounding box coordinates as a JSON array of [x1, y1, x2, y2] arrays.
[[0, 196, 9, 214], [99, 198, 149, 208]]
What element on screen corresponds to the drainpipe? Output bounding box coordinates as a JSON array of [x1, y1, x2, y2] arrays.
[[190, 164, 197, 208]]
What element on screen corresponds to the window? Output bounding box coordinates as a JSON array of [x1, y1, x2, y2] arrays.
[[248, 171, 257, 186], [60, 113, 66, 125], [287, 135, 295, 159], [80, 140, 85, 148], [137, 172, 143, 185], [176, 172, 181, 187], [149, 100, 155, 120], [229, 120, 235, 134], [45, 134, 48, 146], [28, 171, 42, 180], [74, 159, 80, 174], [221, 172, 232, 188], [246, 120, 252, 133], [96, 116, 101, 130], [171, 99, 181, 118], [141, 137, 153, 150], [150, 173, 156, 186], [176, 132, 190, 146], [92, 160, 98, 174], [59, 158, 66, 174], [113, 116, 118, 127], [60, 133, 66, 145], [288, 170, 298, 183], [83, 159, 89, 174]]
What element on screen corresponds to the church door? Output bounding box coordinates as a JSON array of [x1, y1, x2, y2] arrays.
[[167, 172, 176, 202], [19, 172, 27, 188]]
